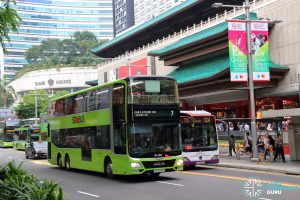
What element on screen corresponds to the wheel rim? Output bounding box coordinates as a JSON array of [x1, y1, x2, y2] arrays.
[[66, 158, 70, 170], [106, 162, 113, 177]]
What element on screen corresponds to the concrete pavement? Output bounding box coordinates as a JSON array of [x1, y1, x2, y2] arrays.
[[216, 147, 300, 175]]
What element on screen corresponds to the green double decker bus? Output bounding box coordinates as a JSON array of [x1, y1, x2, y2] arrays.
[[0, 120, 21, 148], [48, 75, 183, 177], [13, 119, 39, 151]]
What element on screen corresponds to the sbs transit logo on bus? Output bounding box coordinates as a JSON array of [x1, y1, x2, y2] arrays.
[[72, 115, 85, 124]]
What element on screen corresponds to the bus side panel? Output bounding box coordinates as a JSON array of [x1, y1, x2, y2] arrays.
[[48, 145, 111, 173]]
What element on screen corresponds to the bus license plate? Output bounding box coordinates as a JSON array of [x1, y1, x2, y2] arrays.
[[154, 169, 165, 173], [196, 161, 205, 165]]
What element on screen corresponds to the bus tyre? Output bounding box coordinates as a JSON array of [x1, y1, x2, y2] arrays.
[[105, 159, 114, 178], [57, 154, 63, 168], [65, 155, 71, 171]]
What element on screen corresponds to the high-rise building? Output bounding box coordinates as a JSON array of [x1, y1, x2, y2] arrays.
[[1, 0, 114, 82], [134, 0, 186, 26], [112, 0, 135, 36]]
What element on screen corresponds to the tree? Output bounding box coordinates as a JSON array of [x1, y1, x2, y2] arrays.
[[0, 78, 15, 107], [14, 90, 48, 118], [0, 0, 21, 53], [23, 31, 107, 68]]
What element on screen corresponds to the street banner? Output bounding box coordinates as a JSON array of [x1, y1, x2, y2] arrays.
[[117, 58, 147, 78], [228, 20, 248, 82], [251, 21, 269, 81]]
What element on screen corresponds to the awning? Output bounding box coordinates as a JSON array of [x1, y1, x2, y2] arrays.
[[168, 56, 289, 84], [85, 80, 98, 86]]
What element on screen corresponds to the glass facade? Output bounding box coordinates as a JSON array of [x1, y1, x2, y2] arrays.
[[1, 0, 113, 82]]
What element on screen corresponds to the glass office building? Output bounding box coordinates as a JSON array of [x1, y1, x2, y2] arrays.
[[1, 0, 113, 82]]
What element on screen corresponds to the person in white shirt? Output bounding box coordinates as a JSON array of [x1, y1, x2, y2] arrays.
[[244, 123, 250, 131]]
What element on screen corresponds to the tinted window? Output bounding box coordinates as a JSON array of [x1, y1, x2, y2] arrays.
[[88, 91, 96, 111], [96, 87, 110, 109], [64, 97, 75, 115], [75, 93, 87, 113], [55, 100, 64, 116]]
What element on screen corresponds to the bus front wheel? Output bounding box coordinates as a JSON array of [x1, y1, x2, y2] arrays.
[[57, 154, 63, 168], [104, 159, 114, 178]]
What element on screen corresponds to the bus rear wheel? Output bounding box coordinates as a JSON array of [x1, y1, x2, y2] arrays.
[[65, 155, 71, 171], [104, 159, 114, 178]]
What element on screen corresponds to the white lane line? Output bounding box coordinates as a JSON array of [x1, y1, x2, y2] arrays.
[[8, 156, 13, 159], [77, 191, 101, 198], [156, 181, 184, 187], [259, 198, 273, 200]]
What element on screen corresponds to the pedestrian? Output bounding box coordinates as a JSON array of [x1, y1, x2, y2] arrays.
[[229, 135, 237, 156], [244, 132, 252, 156], [257, 135, 265, 164], [273, 134, 286, 162], [263, 132, 270, 160], [244, 123, 250, 132]]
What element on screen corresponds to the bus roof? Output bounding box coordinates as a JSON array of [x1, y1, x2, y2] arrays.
[[180, 110, 212, 117], [50, 75, 177, 102]]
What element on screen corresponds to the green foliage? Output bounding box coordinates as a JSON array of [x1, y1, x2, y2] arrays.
[[0, 161, 64, 200], [0, 0, 21, 53], [0, 78, 15, 107], [12, 31, 107, 80], [14, 90, 48, 118]]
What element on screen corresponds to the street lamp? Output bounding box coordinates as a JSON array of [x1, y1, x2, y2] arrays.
[[212, 0, 258, 160]]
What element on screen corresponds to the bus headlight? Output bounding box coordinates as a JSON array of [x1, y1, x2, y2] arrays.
[[176, 159, 183, 166], [131, 162, 141, 168]]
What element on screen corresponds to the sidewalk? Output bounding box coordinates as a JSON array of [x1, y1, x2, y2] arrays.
[[216, 154, 300, 175]]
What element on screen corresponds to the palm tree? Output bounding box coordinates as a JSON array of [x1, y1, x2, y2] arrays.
[[0, 78, 16, 108]]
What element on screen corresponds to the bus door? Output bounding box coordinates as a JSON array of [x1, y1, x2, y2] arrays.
[[112, 84, 126, 154]]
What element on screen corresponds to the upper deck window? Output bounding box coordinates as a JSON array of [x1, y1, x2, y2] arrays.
[[128, 78, 179, 105]]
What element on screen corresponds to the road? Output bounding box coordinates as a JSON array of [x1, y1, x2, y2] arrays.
[[1, 148, 299, 200]]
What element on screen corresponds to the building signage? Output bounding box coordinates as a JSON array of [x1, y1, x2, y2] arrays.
[[228, 20, 248, 82], [251, 21, 269, 81], [228, 20, 270, 82], [36, 79, 71, 87]]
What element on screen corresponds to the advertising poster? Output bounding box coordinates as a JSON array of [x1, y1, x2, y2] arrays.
[[228, 20, 248, 82], [117, 58, 148, 79], [251, 21, 270, 81]]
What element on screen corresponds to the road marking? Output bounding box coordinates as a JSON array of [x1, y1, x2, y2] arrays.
[[156, 181, 184, 187], [179, 171, 300, 189], [77, 191, 100, 198], [31, 160, 53, 166], [19, 159, 24, 162], [8, 156, 13, 159], [259, 198, 273, 200]]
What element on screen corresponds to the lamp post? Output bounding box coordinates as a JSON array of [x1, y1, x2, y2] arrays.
[[212, 0, 258, 159]]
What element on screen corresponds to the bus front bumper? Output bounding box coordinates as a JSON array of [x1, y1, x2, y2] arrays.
[[129, 158, 184, 175]]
